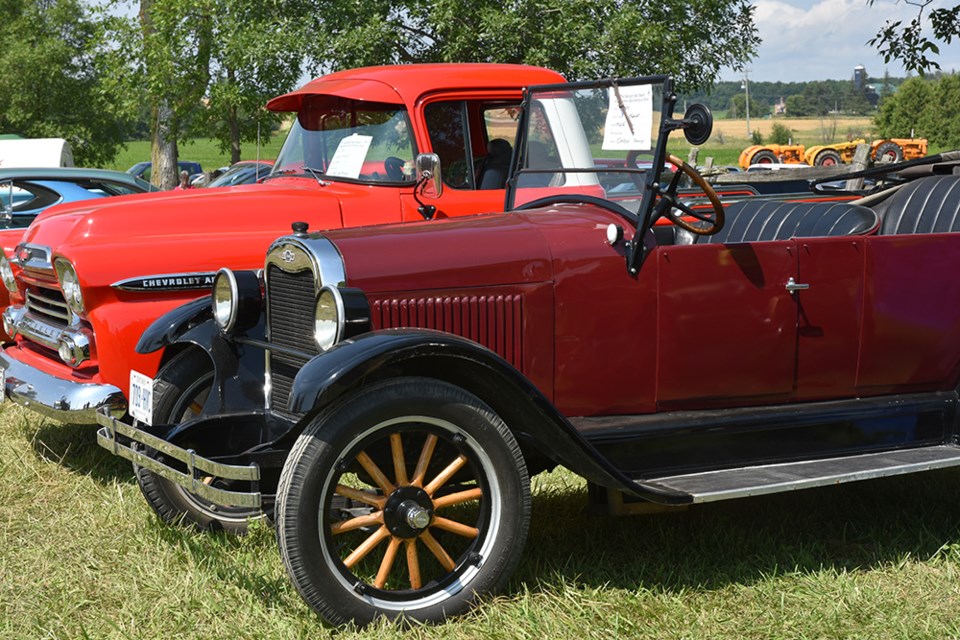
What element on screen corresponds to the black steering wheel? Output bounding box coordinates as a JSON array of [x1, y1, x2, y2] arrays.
[[384, 156, 405, 181], [654, 154, 724, 235]]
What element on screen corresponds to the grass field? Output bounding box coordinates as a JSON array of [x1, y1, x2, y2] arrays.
[[4, 402, 960, 639]]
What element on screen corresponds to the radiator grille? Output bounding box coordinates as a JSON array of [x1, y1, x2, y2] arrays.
[[266, 264, 316, 419], [372, 294, 524, 367], [24, 283, 69, 329]]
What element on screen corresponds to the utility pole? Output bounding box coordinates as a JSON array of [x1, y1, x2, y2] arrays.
[[741, 68, 752, 138]]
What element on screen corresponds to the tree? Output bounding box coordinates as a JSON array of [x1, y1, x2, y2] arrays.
[[0, 0, 129, 166], [874, 75, 933, 138], [728, 94, 768, 118], [201, 0, 308, 163], [868, 0, 960, 75], [310, 0, 760, 89]]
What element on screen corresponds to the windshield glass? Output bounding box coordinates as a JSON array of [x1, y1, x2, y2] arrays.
[[272, 95, 417, 184], [511, 77, 670, 213]]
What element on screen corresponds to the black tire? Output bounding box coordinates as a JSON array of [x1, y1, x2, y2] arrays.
[[276, 377, 530, 627], [750, 149, 779, 164], [875, 141, 903, 163], [135, 348, 263, 533], [814, 149, 842, 166]]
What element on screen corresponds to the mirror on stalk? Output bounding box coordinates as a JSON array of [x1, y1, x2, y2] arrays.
[[682, 103, 713, 146], [415, 153, 443, 199]]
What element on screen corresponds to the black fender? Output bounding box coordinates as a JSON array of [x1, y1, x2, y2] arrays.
[[136, 295, 212, 354], [136, 294, 268, 417], [289, 328, 692, 505]]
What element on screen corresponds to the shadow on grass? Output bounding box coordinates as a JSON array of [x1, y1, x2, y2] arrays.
[[26, 417, 132, 485], [519, 469, 960, 595]]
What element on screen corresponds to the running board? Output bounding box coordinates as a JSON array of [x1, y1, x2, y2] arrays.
[[639, 444, 960, 504]]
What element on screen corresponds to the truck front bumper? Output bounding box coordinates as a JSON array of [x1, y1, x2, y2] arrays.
[[0, 349, 126, 423], [95, 409, 262, 509]]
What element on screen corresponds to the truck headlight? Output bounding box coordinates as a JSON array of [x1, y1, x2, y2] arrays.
[[314, 286, 343, 351], [212, 268, 261, 334], [54, 259, 84, 314], [0, 253, 16, 293]]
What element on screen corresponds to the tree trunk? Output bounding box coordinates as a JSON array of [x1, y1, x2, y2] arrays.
[[227, 67, 241, 164], [151, 98, 179, 190]]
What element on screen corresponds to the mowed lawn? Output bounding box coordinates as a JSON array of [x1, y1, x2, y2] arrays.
[[3, 401, 960, 639]]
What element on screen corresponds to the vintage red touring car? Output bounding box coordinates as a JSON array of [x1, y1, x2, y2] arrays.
[[96, 74, 960, 626]]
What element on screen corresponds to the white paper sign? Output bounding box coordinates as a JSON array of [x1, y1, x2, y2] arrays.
[[602, 85, 653, 151], [326, 134, 373, 179]]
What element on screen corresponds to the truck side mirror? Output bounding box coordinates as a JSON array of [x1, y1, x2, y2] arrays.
[[415, 153, 443, 199]]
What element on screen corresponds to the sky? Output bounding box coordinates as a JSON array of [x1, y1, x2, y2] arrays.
[[719, 0, 960, 83]]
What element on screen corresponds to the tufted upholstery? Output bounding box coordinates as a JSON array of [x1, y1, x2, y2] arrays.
[[695, 200, 879, 244], [879, 176, 960, 235]]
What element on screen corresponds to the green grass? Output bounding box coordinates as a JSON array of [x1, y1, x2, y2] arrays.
[[4, 402, 960, 638], [103, 136, 287, 174]]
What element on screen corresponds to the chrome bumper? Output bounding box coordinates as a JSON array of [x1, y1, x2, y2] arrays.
[[95, 410, 261, 509], [0, 349, 126, 423]]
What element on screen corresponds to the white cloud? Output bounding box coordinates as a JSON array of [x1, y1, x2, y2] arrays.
[[721, 0, 960, 82]]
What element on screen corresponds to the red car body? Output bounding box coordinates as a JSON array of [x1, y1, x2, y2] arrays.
[[0, 63, 566, 422]]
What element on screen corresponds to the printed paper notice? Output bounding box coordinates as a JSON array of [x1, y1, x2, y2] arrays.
[[326, 134, 373, 179], [602, 85, 653, 151]]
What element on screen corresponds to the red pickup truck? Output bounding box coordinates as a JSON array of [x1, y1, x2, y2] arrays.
[[0, 63, 565, 423]]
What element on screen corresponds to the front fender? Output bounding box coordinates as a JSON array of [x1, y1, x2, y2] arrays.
[[290, 329, 692, 505], [136, 295, 212, 354]]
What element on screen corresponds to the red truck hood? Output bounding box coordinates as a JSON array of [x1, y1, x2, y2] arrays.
[[24, 179, 364, 285]]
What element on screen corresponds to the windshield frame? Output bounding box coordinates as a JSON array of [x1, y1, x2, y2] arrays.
[[267, 95, 419, 186], [505, 74, 677, 271]]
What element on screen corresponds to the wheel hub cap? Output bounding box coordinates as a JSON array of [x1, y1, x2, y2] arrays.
[[383, 486, 434, 538]]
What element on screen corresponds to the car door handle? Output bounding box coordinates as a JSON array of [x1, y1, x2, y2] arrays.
[[785, 277, 810, 292]]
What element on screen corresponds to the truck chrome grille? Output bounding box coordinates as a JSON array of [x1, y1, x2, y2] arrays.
[[24, 283, 70, 327], [266, 264, 316, 420]]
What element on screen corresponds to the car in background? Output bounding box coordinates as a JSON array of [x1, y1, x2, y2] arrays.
[[206, 160, 274, 187], [0, 167, 157, 229], [126, 161, 203, 183]]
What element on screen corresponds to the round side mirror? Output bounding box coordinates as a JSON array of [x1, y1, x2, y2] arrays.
[[683, 103, 713, 146]]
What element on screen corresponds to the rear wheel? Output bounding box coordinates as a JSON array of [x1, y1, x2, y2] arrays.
[[751, 149, 779, 164], [875, 141, 903, 163], [135, 349, 263, 533], [276, 377, 530, 626], [814, 149, 842, 166]]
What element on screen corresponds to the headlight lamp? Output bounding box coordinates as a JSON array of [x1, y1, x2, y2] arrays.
[[54, 259, 84, 314], [212, 268, 261, 334], [314, 286, 344, 351], [0, 253, 16, 294]]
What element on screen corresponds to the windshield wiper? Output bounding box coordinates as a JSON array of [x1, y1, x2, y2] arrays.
[[303, 166, 331, 186]]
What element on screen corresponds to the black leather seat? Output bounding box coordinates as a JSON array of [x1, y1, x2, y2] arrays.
[[695, 200, 879, 244], [878, 176, 960, 234], [478, 138, 512, 190]]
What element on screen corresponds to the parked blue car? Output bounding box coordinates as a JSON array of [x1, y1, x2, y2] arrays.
[[126, 161, 203, 183], [0, 167, 157, 228]]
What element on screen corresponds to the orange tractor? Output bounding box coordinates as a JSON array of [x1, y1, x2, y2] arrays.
[[738, 138, 928, 170]]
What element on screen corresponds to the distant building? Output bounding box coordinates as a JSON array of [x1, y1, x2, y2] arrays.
[[854, 65, 867, 91], [774, 97, 787, 115]]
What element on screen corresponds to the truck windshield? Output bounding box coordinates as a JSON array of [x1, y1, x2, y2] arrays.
[[272, 95, 417, 185], [511, 78, 670, 213]]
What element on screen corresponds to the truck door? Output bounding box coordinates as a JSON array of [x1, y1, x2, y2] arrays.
[[402, 96, 521, 221]]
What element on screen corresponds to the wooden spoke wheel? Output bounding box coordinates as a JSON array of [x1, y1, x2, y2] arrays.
[[276, 378, 530, 627]]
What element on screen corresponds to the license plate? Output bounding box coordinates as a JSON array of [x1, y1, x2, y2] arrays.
[[129, 370, 154, 426]]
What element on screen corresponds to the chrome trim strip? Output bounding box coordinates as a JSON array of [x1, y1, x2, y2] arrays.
[[110, 271, 218, 291], [95, 411, 261, 509], [0, 350, 125, 423]]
